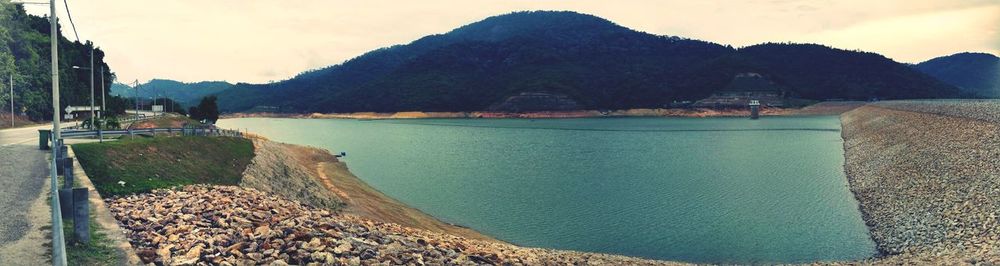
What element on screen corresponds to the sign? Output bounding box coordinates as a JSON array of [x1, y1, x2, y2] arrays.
[[64, 114, 74, 120], [152, 105, 164, 112], [64, 106, 101, 113]]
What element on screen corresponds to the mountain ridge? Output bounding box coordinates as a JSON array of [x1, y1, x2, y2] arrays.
[[213, 11, 964, 113], [914, 52, 999, 97], [111, 79, 233, 106]]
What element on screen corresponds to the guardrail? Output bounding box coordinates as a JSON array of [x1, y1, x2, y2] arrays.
[[40, 127, 245, 150], [60, 127, 245, 139], [48, 138, 68, 266]]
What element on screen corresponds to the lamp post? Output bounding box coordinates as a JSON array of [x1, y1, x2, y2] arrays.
[[133, 80, 139, 121], [72, 55, 95, 129], [9, 74, 12, 128], [48, 0, 69, 264], [100, 66, 105, 119]]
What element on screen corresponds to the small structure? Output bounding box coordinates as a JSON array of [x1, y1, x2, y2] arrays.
[[691, 73, 785, 108], [487, 92, 582, 112], [749, 100, 760, 119]]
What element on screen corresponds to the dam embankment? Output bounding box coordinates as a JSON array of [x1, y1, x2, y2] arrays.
[[841, 101, 1000, 263]]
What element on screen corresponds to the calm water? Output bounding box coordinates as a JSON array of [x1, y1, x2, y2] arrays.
[[218, 116, 875, 263]]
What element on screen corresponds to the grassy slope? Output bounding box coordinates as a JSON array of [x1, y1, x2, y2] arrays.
[[73, 136, 254, 196]]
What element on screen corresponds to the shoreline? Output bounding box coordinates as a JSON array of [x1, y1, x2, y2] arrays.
[[222, 101, 867, 120], [209, 99, 1000, 264], [242, 138, 497, 241]]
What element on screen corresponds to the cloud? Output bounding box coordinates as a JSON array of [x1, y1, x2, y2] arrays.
[[796, 4, 1000, 62], [21, 0, 1000, 83]]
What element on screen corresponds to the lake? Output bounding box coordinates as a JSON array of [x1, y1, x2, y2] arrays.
[[218, 116, 875, 263]]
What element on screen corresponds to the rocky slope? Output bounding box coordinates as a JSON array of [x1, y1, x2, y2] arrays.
[[107, 185, 683, 265], [841, 102, 1000, 263], [240, 139, 344, 210]]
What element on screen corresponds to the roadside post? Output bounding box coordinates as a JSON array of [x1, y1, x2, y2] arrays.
[[62, 157, 74, 189], [56, 143, 68, 174], [58, 189, 72, 219], [72, 188, 90, 244]]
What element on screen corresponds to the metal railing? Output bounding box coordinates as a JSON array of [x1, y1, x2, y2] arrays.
[[49, 137, 67, 265], [60, 127, 245, 139]]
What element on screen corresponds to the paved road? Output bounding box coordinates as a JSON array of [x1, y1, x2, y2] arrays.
[[0, 124, 55, 263]]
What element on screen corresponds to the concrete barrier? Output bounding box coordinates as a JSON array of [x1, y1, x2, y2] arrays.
[[58, 189, 72, 219], [62, 157, 73, 188], [72, 188, 89, 244]]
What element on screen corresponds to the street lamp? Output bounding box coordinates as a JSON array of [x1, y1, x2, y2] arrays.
[[71, 51, 95, 130]]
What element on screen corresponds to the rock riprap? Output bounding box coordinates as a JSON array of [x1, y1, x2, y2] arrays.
[[841, 104, 1000, 262], [107, 185, 681, 265]]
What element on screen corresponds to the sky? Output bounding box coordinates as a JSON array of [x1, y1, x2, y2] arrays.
[[23, 0, 1000, 84]]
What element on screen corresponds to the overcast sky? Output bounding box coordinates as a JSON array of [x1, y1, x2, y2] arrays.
[[24, 0, 1000, 84]]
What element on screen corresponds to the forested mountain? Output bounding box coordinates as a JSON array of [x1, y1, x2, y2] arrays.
[[0, 1, 128, 120], [215, 11, 962, 113], [111, 79, 232, 106], [915, 52, 999, 97]]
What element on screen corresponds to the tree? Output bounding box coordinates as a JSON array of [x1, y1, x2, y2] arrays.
[[188, 106, 200, 121], [190, 96, 218, 124]]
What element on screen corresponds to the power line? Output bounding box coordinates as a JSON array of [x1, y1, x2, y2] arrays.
[[61, 0, 79, 42]]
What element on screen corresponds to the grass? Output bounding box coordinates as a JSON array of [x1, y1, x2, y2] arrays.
[[72, 136, 254, 196], [64, 214, 119, 265], [51, 176, 121, 265]]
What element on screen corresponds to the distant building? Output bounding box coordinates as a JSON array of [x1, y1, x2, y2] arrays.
[[487, 92, 582, 112], [691, 72, 785, 108], [247, 105, 281, 113]]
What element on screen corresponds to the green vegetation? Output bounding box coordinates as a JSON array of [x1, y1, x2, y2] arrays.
[[915, 52, 1000, 98], [188, 96, 219, 124], [64, 212, 119, 265], [72, 136, 254, 196], [215, 11, 962, 113], [0, 1, 129, 121], [53, 176, 121, 266], [110, 79, 233, 107]]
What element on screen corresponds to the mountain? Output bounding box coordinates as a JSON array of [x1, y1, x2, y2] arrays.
[[915, 52, 999, 97], [111, 79, 233, 106], [216, 11, 962, 113]]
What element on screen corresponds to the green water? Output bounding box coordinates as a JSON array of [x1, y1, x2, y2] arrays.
[[218, 116, 875, 263]]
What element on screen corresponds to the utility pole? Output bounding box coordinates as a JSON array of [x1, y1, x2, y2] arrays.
[[9, 74, 13, 128], [100, 66, 105, 119], [49, 0, 68, 264], [133, 80, 139, 121], [89, 47, 94, 129]]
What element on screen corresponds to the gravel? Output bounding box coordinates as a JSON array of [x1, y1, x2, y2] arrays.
[[840, 102, 1000, 263], [873, 99, 1000, 123]]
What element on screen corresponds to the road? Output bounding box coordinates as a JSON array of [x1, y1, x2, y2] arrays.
[[0, 124, 57, 264]]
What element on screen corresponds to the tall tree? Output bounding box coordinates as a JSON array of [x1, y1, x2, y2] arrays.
[[192, 96, 218, 124]]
